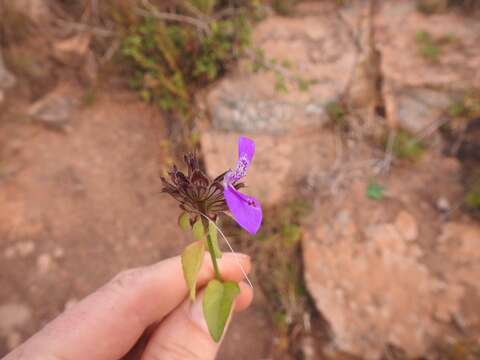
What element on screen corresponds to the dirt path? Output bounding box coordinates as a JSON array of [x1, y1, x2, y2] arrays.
[[0, 88, 270, 358]]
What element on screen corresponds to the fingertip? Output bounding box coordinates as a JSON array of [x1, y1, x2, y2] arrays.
[[234, 281, 254, 312]]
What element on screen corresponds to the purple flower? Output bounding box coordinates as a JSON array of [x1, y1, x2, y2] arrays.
[[223, 137, 262, 234], [160, 137, 262, 234]]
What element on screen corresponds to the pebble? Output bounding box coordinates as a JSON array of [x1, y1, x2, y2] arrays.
[[4, 241, 36, 259], [394, 211, 418, 242], [436, 197, 450, 212], [36, 253, 52, 273], [53, 247, 65, 259], [17, 241, 35, 257]]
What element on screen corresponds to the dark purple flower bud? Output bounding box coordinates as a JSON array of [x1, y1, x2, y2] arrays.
[[161, 152, 243, 219]]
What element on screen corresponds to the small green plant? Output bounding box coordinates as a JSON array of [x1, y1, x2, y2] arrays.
[[448, 90, 480, 118], [326, 101, 348, 130], [366, 182, 386, 200], [465, 189, 480, 209], [465, 176, 480, 210], [81, 88, 97, 107], [433, 338, 480, 359], [274, 73, 288, 93], [448, 100, 468, 117], [251, 50, 313, 93], [391, 130, 426, 161], [415, 30, 458, 63], [415, 30, 441, 63]]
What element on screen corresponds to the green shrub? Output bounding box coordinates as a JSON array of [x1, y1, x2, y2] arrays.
[[391, 130, 426, 161], [415, 30, 441, 63], [117, 1, 256, 118], [465, 176, 480, 210], [326, 101, 348, 130], [272, 0, 298, 15], [448, 90, 480, 119], [366, 182, 386, 200]]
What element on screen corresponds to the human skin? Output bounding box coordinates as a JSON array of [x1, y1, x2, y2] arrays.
[[3, 253, 253, 360]]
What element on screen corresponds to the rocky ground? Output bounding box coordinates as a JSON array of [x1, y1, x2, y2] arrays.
[[1, 0, 480, 359], [201, 0, 480, 359]]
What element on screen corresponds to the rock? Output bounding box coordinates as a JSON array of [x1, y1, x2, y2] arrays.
[[437, 222, 480, 293], [0, 303, 32, 333], [387, 88, 451, 133], [206, 5, 370, 135], [201, 130, 338, 205], [376, 1, 480, 133], [304, 219, 437, 359], [202, 2, 371, 204], [303, 153, 479, 359], [3, 241, 36, 259], [17, 241, 35, 257], [53, 246, 64, 259], [36, 253, 52, 273], [28, 88, 77, 127], [436, 197, 450, 212], [53, 33, 92, 66], [394, 211, 418, 242]]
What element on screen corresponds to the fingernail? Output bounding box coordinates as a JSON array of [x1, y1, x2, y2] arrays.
[[225, 252, 250, 261], [190, 296, 209, 334]]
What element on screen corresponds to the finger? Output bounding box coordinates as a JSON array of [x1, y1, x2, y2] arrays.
[[141, 281, 253, 360], [234, 282, 254, 312], [123, 283, 253, 360], [5, 253, 251, 360]]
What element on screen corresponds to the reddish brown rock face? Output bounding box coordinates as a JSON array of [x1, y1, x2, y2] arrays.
[[302, 152, 480, 359]]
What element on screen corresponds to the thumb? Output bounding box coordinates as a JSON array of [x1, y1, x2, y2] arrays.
[[141, 282, 253, 360]]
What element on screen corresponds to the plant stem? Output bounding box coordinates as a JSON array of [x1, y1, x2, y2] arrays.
[[201, 216, 222, 281]]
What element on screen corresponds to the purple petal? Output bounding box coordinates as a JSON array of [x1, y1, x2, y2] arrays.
[[238, 136, 255, 163], [224, 185, 262, 234]]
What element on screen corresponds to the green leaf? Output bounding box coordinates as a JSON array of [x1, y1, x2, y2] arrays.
[[181, 240, 205, 301], [203, 280, 240, 342], [367, 183, 385, 200], [192, 218, 206, 241], [189, 0, 216, 15], [178, 212, 190, 231], [208, 221, 222, 258], [281, 223, 301, 247]]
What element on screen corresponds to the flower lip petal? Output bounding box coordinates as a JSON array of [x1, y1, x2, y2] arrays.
[[238, 136, 255, 164], [224, 185, 262, 234]]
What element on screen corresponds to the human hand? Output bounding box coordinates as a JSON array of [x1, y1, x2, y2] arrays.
[[3, 253, 253, 360]]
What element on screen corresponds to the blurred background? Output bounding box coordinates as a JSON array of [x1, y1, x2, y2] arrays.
[[1, 0, 480, 358]]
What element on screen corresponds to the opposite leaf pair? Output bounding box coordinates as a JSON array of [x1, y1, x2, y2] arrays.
[[180, 218, 239, 342]]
